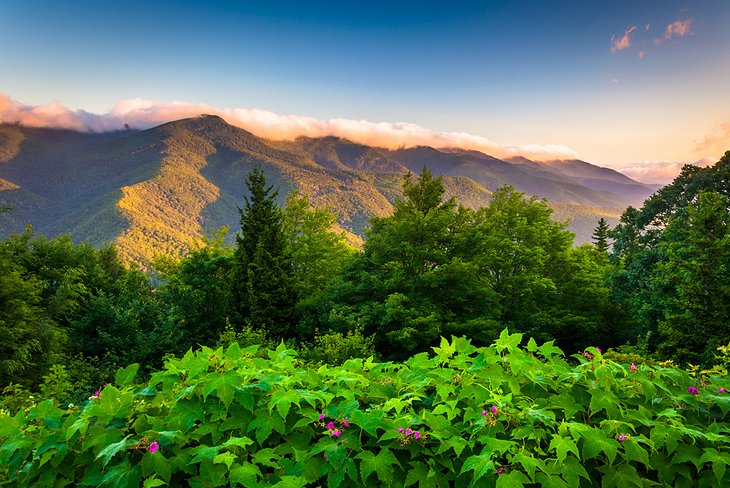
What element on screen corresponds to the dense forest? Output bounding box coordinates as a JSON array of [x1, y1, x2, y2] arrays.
[[1, 152, 729, 486]]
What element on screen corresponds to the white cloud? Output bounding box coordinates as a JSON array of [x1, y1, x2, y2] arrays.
[[0, 93, 578, 161], [618, 157, 716, 184]]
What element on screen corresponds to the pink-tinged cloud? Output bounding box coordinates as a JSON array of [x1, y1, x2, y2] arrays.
[[618, 157, 716, 184], [610, 26, 637, 54], [695, 122, 730, 157], [638, 51, 646, 59], [655, 19, 693, 45], [0, 93, 578, 161], [664, 19, 693, 39]]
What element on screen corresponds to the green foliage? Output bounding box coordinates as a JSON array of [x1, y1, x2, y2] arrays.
[[612, 152, 730, 365], [1, 332, 728, 487], [592, 217, 610, 253], [234, 167, 298, 339]]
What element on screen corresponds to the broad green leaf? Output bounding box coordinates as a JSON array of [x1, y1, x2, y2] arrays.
[[96, 436, 131, 468], [143, 475, 166, 487], [496, 470, 531, 487], [214, 451, 237, 470], [461, 454, 495, 483], [115, 363, 140, 387], [549, 434, 579, 463], [229, 462, 262, 486]]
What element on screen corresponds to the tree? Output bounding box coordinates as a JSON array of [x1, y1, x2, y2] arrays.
[[611, 152, 730, 364], [592, 218, 610, 253], [327, 167, 495, 359], [234, 167, 297, 339], [0, 245, 62, 388]]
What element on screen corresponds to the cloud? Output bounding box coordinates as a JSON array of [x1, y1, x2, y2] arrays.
[[695, 122, 730, 157], [655, 19, 693, 44], [0, 93, 578, 161], [611, 26, 637, 53], [618, 157, 716, 184]]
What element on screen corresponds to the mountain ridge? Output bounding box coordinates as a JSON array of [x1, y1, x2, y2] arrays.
[[0, 115, 656, 265]]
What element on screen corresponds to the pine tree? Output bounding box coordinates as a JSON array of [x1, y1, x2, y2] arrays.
[[592, 218, 610, 253], [233, 168, 297, 339]]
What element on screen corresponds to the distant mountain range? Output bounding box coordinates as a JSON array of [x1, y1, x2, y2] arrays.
[[0, 115, 657, 265]]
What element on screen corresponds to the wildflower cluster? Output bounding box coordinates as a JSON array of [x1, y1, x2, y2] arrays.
[[317, 413, 349, 438], [396, 426, 423, 445], [481, 405, 500, 426]]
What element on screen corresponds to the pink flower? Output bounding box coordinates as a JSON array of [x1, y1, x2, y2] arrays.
[[397, 427, 404, 433], [491, 406, 498, 414], [618, 434, 628, 442], [405, 428, 413, 436], [342, 417, 350, 427], [630, 363, 636, 372], [718, 388, 726, 393], [687, 386, 699, 395], [496, 467, 505, 475], [332, 429, 341, 437], [413, 431, 421, 439], [481, 410, 486, 417], [327, 421, 335, 430], [148, 442, 159, 453], [319, 413, 325, 420]]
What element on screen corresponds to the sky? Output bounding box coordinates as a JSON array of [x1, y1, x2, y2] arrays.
[[1, 0, 729, 183]]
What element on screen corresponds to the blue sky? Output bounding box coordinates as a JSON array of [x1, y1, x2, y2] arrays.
[[1, 0, 729, 181]]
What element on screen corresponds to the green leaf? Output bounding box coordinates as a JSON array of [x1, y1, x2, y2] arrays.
[[512, 453, 547, 481], [252, 448, 280, 468], [141, 451, 172, 482], [115, 363, 140, 387], [461, 454, 495, 483], [496, 328, 523, 351], [269, 388, 301, 419], [582, 430, 619, 465], [214, 451, 237, 470], [221, 436, 254, 451], [497, 470, 531, 487], [699, 448, 730, 485], [549, 434, 579, 463], [600, 463, 642, 487], [96, 436, 131, 468], [356, 448, 400, 485], [271, 476, 308, 488], [143, 475, 166, 488], [229, 462, 262, 486]]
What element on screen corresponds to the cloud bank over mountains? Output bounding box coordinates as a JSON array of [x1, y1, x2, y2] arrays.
[[1, 93, 723, 184], [0, 93, 576, 162]]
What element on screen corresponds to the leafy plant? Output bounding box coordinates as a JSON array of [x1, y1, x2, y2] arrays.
[[1, 331, 728, 487]]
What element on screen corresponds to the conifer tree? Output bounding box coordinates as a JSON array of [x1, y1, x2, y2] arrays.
[[234, 167, 297, 339], [592, 217, 610, 253]]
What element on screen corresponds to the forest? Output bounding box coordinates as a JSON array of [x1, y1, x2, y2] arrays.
[[1, 152, 729, 487]]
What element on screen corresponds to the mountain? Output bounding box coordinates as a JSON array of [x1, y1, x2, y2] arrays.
[[0, 116, 656, 265]]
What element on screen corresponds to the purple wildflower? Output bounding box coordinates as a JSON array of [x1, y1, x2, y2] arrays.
[[481, 409, 486, 417], [687, 386, 699, 395], [397, 427, 404, 433], [413, 431, 421, 439], [342, 417, 350, 427], [718, 388, 726, 393], [618, 434, 628, 442], [332, 429, 342, 438], [404, 428, 413, 436], [630, 363, 637, 372], [491, 406, 498, 414], [327, 421, 335, 430], [319, 413, 325, 420], [496, 467, 505, 475], [148, 442, 159, 453]]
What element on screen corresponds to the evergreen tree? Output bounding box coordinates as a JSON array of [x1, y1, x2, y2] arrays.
[[592, 217, 610, 253], [234, 167, 297, 339]]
